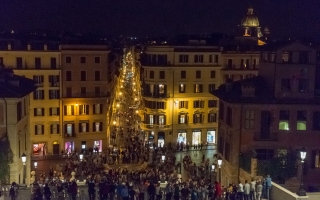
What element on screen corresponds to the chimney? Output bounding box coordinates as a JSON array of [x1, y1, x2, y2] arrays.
[[44, 44, 47, 51], [241, 83, 256, 97], [7, 43, 11, 50], [27, 43, 31, 51]]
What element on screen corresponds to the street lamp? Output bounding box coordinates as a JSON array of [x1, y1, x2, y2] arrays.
[[79, 154, 83, 161], [34, 162, 38, 169], [297, 147, 307, 196], [218, 157, 222, 183], [211, 164, 215, 183], [21, 153, 26, 184]]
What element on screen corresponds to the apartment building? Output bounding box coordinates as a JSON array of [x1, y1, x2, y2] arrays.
[[139, 44, 221, 147], [60, 45, 111, 153], [213, 42, 320, 187], [0, 66, 37, 185], [0, 43, 62, 157]]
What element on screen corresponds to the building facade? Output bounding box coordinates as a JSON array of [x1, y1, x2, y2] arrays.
[[139, 44, 221, 147], [213, 42, 320, 187], [0, 66, 37, 185]]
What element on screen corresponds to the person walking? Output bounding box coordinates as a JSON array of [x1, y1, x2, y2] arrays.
[[43, 183, 52, 200], [214, 181, 223, 200], [237, 181, 244, 200], [250, 178, 256, 200], [243, 180, 250, 200], [256, 181, 263, 200], [87, 178, 96, 200], [147, 182, 156, 200], [9, 182, 17, 200], [70, 181, 78, 200], [165, 182, 173, 200], [173, 184, 180, 200]]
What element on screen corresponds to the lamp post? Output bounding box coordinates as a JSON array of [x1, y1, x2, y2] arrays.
[[34, 162, 37, 169], [218, 157, 222, 184], [211, 164, 215, 184], [21, 153, 26, 184], [297, 147, 307, 196]]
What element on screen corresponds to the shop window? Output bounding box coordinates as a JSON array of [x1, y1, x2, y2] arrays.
[[81, 141, 86, 150], [64, 105, 75, 116], [208, 100, 217, 108], [245, 110, 255, 129], [179, 101, 188, 109], [177, 132, 186, 144], [279, 110, 290, 130], [79, 105, 89, 115], [192, 131, 201, 145], [297, 110, 307, 130], [207, 130, 216, 144], [179, 84, 186, 93]]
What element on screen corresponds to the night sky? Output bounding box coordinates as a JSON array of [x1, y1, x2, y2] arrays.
[[0, 0, 319, 38]]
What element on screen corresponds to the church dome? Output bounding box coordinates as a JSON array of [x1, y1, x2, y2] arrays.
[[241, 7, 259, 27]]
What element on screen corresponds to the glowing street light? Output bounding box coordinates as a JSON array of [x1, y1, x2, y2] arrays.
[[79, 154, 83, 161], [34, 162, 38, 169], [113, 121, 116, 125]]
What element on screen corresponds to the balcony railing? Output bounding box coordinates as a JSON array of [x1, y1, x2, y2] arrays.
[[223, 65, 258, 70], [140, 123, 171, 130], [63, 92, 110, 98], [253, 132, 278, 141]]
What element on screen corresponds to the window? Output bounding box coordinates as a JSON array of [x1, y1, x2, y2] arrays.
[[226, 107, 233, 126], [208, 100, 217, 108], [50, 124, 60, 134], [179, 84, 186, 93], [49, 107, 60, 116], [80, 57, 86, 63], [158, 115, 165, 125], [210, 71, 216, 78], [66, 71, 72, 81], [194, 84, 203, 93], [179, 101, 188, 109], [297, 110, 307, 130], [311, 150, 320, 169], [149, 115, 154, 125], [35, 124, 44, 135], [159, 71, 165, 79], [93, 122, 103, 132], [193, 100, 204, 108], [196, 71, 201, 79], [181, 71, 186, 79], [16, 57, 23, 69], [298, 79, 309, 92], [282, 51, 290, 63], [33, 75, 44, 85], [194, 55, 203, 63], [66, 56, 71, 63], [193, 113, 203, 123], [279, 110, 290, 130], [50, 58, 57, 69], [49, 90, 60, 99], [256, 149, 274, 160], [245, 110, 255, 129], [159, 84, 165, 94], [49, 75, 60, 87], [79, 122, 89, 133], [208, 84, 216, 93], [80, 71, 86, 81], [81, 87, 86, 97], [65, 123, 74, 135], [157, 102, 165, 109], [64, 105, 75, 116], [95, 57, 101, 63], [179, 55, 189, 63], [95, 87, 100, 96], [81, 141, 86, 149], [209, 55, 219, 64], [34, 108, 44, 116], [150, 71, 154, 79], [66, 87, 72, 98], [313, 111, 320, 130], [33, 90, 44, 100], [95, 71, 101, 81], [178, 114, 188, 124], [35, 57, 41, 69], [208, 113, 217, 122], [79, 105, 89, 115], [281, 79, 291, 91], [93, 104, 103, 114]]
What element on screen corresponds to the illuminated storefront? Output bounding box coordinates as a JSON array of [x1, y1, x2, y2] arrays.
[[94, 140, 102, 152], [177, 131, 187, 144], [33, 143, 46, 156], [158, 132, 165, 147], [64, 141, 74, 154], [192, 130, 201, 145], [207, 129, 216, 144]]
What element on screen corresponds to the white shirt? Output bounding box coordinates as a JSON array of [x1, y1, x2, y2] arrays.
[[244, 183, 250, 194], [250, 181, 256, 191], [238, 183, 244, 192]]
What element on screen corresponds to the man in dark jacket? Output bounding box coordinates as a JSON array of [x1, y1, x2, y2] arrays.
[[147, 183, 156, 200], [87, 178, 96, 200]]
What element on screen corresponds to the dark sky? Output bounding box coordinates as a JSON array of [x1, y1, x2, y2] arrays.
[[0, 0, 319, 38]]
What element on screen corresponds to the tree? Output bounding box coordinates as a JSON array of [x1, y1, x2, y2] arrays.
[[0, 134, 13, 184]]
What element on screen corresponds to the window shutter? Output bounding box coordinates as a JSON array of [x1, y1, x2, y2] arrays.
[[35, 125, 38, 135], [49, 75, 52, 83], [41, 75, 44, 83], [208, 114, 211, 122], [164, 85, 167, 96], [100, 104, 103, 114], [50, 124, 53, 134], [93, 105, 96, 114], [71, 105, 74, 115], [64, 106, 67, 115], [193, 101, 196, 108], [201, 114, 204, 123], [186, 101, 188, 109], [100, 122, 103, 131], [42, 108, 44, 116], [164, 115, 166, 125], [41, 90, 44, 99], [178, 115, 181, 124], [193, 114, 196, 123], [79, 123, 82, 133], [49, 108, 52, 116], [200, 84, 203, 92], [79, 105, 83, 114], [64, 124, 67, 134], [154, 115, 159, 125], [202, 101, 205, 108], [72, 124, 75, 133], [194, 85, 196, 93], [93, 122, 96, 132], [57, 108, 60, 116], [57, 124, 60, 134], [34, 108, 37, 116], [86, 105, 89, 114], [57, 91, 60, 99], [186, 115, 189, 124], [41, 125, 44, 134], [86, 123, 89, 132]]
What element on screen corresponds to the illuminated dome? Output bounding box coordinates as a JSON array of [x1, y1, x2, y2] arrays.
[[241, 7, 259, 27]]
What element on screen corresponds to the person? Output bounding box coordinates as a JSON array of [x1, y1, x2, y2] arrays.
[[57, 182, 64, 200], [250, 178, 256, 200], [226, 184, 233, 200], [256, 181, 263, 200], [87, 178, 96, 200], [155, 183, 161, 200], [70, 181, 78, 200], [214, 181, 223, 200], [266, 175, 272, 200], [243, 180, 250, 200], [191, 187, 197, 200], [180, 185, 190, 200], [43, 183, 52, 200], [237, 181, 244, 200], [173, 184, 180, 200], [121, 184, 129, 200], [33, 184, 43, 200], [147, 183, 156, 200], [9, 182, 17, 200], [165, 182, 173, 200]]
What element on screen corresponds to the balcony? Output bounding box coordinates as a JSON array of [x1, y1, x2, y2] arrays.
[[253, 132, 278, 141], [64, 133, 76, 138], [63, 92, 110, 98], [222, 65, 259, 71], [140, 123, 171, 130]]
